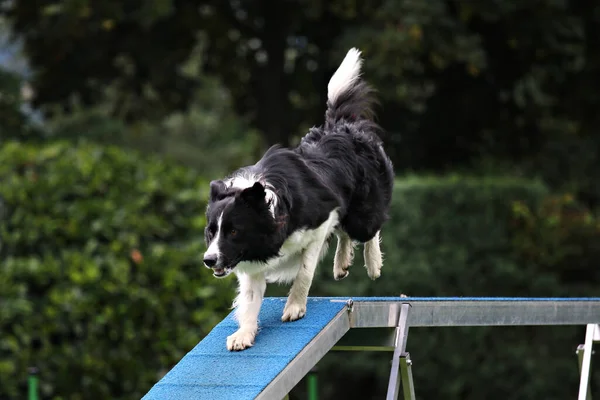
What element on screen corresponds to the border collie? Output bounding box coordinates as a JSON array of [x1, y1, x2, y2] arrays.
[[203, 48, 394, 351]]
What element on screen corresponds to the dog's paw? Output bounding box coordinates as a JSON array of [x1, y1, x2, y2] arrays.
[[367, 267, 381, 280], [282, 302, 306, 322], [226, 329, 256, 351], [333, 269, 349, 281]]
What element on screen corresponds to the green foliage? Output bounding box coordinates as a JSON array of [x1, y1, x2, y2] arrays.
[[511, 193, 600, 288], [338, 0, 600, 172], [0, 15, 43, 141], [44, 74, 262, 177], [0, 141, 234, 400], [524, 134, 600, 206], [3, 0, 348, 145], [277, 176, 598, 400], [5, 0, 199, 117], [0, 68, 41, 141], [377, 176, 552, 296], [127, 73, 264, 177], [7, 0, 600, 206]]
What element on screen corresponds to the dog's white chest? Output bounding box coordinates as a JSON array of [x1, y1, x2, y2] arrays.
[[235, 210, 339, 283], [263, 230, 313, 283]]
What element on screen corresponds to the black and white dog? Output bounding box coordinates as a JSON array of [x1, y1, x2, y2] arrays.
[[203, 48, 394, 351]]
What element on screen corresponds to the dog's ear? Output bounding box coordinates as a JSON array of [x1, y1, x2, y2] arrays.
[[209, 180, 227, 202], [239, 182, 266, 207]]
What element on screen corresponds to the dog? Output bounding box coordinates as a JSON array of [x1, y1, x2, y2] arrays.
[[203, 48, 394, 351]]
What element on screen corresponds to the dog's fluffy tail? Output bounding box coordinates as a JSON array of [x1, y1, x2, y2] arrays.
[[325, 48, 377, 128]]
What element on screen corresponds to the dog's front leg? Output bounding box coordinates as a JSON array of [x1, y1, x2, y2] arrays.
[[282, 240, 324, 322], [227, 272, 266, 351]]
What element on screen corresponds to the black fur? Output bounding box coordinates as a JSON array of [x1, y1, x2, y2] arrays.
[[204, 70, 394, 271]]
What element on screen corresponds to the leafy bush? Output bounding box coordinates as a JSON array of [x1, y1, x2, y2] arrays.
[[511, 193, 600, 290], [0, 141, 234, 400], [273, 175, 598, 400], [43, 82, 262, 178]]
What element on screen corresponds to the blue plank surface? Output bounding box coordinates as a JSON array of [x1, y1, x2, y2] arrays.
[[142, 298, 346, 400]]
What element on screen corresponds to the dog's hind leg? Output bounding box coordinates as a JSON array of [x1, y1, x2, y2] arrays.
[[283, 210, 339, 322], [364, 231, 382, 280], [282, 239, 324, 322], [333, 230, 355, 280]]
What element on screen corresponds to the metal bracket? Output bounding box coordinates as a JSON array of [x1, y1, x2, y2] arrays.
[[386, 303, 415, 400], [578, 324, 600, 400]]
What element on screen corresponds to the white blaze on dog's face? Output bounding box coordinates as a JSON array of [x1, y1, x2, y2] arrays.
[[203, 180, 281, 278], [203, 211, 225, 274]]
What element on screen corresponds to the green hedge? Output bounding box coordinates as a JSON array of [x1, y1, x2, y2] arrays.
[[0, 141, 234, 400], [273, 175, 599, 400], [511, 193, 600, 289]]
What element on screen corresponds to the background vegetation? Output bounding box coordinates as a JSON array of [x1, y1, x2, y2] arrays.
[[1, 0, 599, 399], [0, 141, 234, 399]]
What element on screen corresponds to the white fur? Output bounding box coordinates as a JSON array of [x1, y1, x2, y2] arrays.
[[226, 175, 278, 217], [281, 210, 338, 321], [227, 210, 340, 350], [327, 48, 363, 105], [204, 212, 223, 259], [227, 273, 266, 351], [333, 230, 355, 280], [364, 230, 382, 280]]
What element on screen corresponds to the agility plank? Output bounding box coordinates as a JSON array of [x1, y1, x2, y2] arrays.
[[142, 298, 348, 400], [143, 297, 600, 400]]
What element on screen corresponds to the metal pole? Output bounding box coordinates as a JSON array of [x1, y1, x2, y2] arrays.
[[577, 345, 593, 400], [386, 303, 413, 400], [308, 370, 318, 400], [28, 367, 39, 400], [399, 353, 416, 399], [578, 324, 595, 400]]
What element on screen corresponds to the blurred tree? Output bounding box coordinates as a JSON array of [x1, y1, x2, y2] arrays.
[[337, 0, 600, 203], [0, 15, 41, 141], [3, 0, 200, 119], [341, 1, 598, 157], [0, 67, 30, 139], [3, 0, 600, 200], [196, 0, 362, 146], [43, 41, 263, 176], [2, 0, 357, 146]]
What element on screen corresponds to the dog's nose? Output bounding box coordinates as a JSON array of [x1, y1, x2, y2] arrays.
[[203, 254, 218, 268]]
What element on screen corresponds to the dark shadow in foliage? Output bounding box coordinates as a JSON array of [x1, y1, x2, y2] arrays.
[[0, 68, 44, 142]]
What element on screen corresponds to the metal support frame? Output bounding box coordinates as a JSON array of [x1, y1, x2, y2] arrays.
[[578, 324, 600, 400], [259, 298, 600, 400], [386, 303, 415, 400]]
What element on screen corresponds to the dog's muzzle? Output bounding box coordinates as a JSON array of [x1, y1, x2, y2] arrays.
[[203, 254, 232, 278]]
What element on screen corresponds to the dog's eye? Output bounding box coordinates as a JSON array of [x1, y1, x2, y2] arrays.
[[229, 229, 237, 236]]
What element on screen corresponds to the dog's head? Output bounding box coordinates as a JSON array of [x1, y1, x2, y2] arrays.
[[203, 180, 280, 278]]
